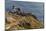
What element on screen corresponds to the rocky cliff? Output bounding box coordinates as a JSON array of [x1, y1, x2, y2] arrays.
[[5, 8, 44, 31]]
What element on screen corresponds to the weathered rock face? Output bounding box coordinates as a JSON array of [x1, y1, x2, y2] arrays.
[[5, 8, 44, 31]]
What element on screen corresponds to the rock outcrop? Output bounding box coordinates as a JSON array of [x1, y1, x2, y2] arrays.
[[5, 7, 44, 31]]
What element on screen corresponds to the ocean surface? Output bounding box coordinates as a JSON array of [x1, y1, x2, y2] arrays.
[[5, 0, 44, 21]]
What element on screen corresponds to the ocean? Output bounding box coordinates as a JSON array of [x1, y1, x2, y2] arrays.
[[5, 0, 44, 21]]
